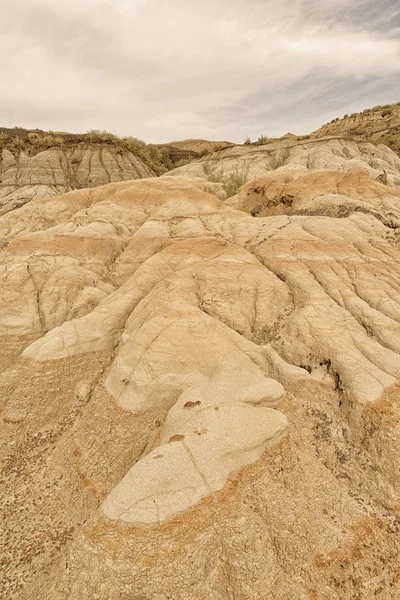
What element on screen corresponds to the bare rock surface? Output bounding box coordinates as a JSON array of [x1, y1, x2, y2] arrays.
[[167, 136, 400, 187], [165, 138, 234, 153], [1, 141, 400, 599], [0, 145, 154, 215]]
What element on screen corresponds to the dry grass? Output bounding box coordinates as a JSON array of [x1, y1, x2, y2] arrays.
[[203, 161, 249, 197], [0, 127, 175, 174]]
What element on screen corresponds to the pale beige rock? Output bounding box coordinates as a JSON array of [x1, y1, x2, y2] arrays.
[[0, 145, 154, 215], [166, 137, 400, 188], [1, 150, 400, 600], [103, 405, 287, 525]]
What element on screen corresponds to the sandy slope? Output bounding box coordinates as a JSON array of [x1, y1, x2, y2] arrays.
[[1, 138, 400, 599]]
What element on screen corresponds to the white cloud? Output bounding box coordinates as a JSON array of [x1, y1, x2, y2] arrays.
[[0, 0, 399, 141]]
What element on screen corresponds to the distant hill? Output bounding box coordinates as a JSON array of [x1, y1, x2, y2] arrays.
[[312, 102, 400, 155], [165, 138, 235, 154]]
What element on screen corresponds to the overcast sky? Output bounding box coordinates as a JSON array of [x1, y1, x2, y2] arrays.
[[1, 0, 399, 143]]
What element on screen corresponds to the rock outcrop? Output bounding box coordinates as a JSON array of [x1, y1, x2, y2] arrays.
[[164, 138, 234, 154], [311, 102, 400, 156], [0, 144, 155, 215], [166, 136, 400, 191], [1, 136, 400, 600]]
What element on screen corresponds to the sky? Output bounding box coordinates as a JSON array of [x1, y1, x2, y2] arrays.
[[0, 0, 399, 143]]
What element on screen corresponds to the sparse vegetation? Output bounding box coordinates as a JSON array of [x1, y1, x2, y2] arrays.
[[27, 132, 64, 147], [203, 161, 249, 197], [0, 127, 181, 174], [208, 167, 225, 184], [244, 136, 251, 145], [314, 101, 400, 157], [86, 129, 120, 143], [174, 157, 193, 168], [223, 164, 249, 197], [256, 135, 269, 145]]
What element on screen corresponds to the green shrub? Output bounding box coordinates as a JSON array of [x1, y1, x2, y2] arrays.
[[223, 164, 249, 197], [27, 132, 64, 148], [9, 138, 25, 152], [203, 162, 249, 197], [208, 167, 225, 183], [86, 129, 119, 143], [257, 134, 269, 145]]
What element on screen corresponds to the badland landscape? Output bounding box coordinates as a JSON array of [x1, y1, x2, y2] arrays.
[[1, 1, 400, 599]]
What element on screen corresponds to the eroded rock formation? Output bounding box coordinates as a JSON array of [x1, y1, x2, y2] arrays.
[[0, 144, 155, 215], [1, 137, 400, 599]]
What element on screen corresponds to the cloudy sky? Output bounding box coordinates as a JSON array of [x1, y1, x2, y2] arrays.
[[1, 0, 400, 143]]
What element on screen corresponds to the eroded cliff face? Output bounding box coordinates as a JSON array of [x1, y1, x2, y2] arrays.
[[166, 136, 400, 189], [1, 137, 400, 600], [311, 103, 400, 156], [0, 144, 155, 215]]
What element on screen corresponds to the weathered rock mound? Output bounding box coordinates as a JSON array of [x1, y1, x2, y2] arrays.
[[166, 136, 400, 193], [1, 142, 400, 599], [165, 138, 234, 154], [0, 144, 154, 215], [312, 102, 400, 156]]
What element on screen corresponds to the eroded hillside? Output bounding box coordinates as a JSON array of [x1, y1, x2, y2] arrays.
[[0, 128, 188, 216], [1, 136, 400, 600], [312, 102, 400, 155]]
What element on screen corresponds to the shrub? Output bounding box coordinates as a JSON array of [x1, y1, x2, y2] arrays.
[[382, 108, 393, 117], [121, 136, 146, 152], [203, 162, 249, 197], [244, 136, 251, 145], [208, 167, 225, 183], [86, 129, 119, 143], [27, 132, 64, 148], [8, 138, 25, 152], [257, 134, 269, 145], [174, 157, 192, 168], [203, 161, 213, 177], [223, 164, 249, 197]]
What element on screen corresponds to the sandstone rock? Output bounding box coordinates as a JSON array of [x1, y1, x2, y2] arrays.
[[312, 102, 400, 156], [0, 144, 155, 215], [1, 144, 400, 600], [166, 136, 400, 189]]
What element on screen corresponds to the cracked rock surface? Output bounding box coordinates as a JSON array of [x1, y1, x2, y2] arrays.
[[1, 137, 400, 599], [0, 144, 155, 215]]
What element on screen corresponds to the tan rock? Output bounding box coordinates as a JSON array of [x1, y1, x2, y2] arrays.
[[0, 145, 154, 215], [1, 150, 400, 599]]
